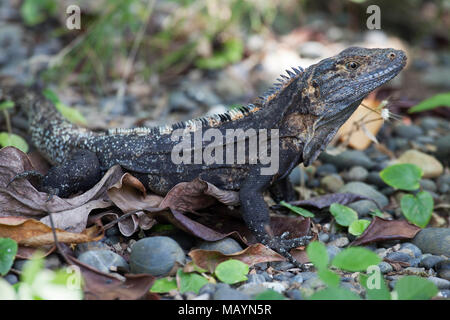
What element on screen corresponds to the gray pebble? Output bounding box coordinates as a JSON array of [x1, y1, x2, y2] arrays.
[[435, 134, 450, 165], [316, 164, 338, 177], [199, 283, 217, 296], [439, 290, 450, 298], [214, 287, 250, 300], [4, 274, 18, 285], [318, 232, 329, 243], [105, 226, 120, 237], [289, 166, 308, 185], [366, 171, 387, 188], [420, 117, 440, 130], [378, 262, 393, 274], [385, 252, 414, 264], [130, 236, 185, 276], [320, 174, 344, 192], [197, 238, 243, 254], [394, 125, 424, 139], [257, 271, 273, 282], [419, 255, 445, 269], [400, 243, 422, 258], [420, 179, 437, 192], [273, 273, 291, 281], [78, 250, 129, 274], [412, 228, 450, 257], [320, 150, 374, 170], [426, 276, 450, 290], [326, 245, 342, 261], [299, 272, 318, 282], [247, 273, 266, 284], [270, 261, 295, 271], [339, 182, 388, 216], [75, 241, 109, 257], [290, 274, 304, 284], [347, 166, 369, 181], [286, 289, 303, 300], [435, 260, 450, 281], [329, 237, 349, 248]]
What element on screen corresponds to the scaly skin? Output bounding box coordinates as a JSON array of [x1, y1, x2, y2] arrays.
[[1, 47, 407, 266]]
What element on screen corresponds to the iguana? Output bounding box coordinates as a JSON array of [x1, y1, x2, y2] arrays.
[[1, 47, 406, 266]]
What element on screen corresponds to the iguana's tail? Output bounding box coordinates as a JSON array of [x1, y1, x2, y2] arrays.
[[0, 79, 96, 165]]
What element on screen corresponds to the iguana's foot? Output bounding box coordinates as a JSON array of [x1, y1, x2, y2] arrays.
[[7, 170, 44, 188], [260, 233, 312, 269]]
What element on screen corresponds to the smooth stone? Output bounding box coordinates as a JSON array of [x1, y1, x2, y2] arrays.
[[420, 117, 440, 130], [394, 125, 424, 139], [105, 226, 120, 237], [75, 240, 109, 257], [329, 237, 349, 248], [316, 164, 338, 177], [318, 232, 329, 243], [286, 289, 302, 300], [238, 282, 287, 296], [339, 182, 388, 215], [437, 174, 450, 193], [435, 260, 450, 281], [299, 272, 318, 282], [320, 174, 344, 193], [412, 228, 450, 257], [44, 254, 61, 270], [270, 261, 295, 271], [320, 150, 374, 170], [214, 287, 250, 300], [78, 250, 129, 274], [298, 41, 326, 59], [347, 166, 369, 181], [130, 236, 186, 276], [257, 271, 273, 282], [289, 166, 308, 186], [385, 252, 414, 264], [302, 278, 325, 290], [366, 171, 387, 188], [404, 267, 426, 276], [420, 179, 437, 192], [273, 273, 292, 282], [400, 243, 422, 258], [247, 273, 266, 284], [197, 238, 243, 254], [396, 150, 444, 179], [199, 283, 217, 296], [4, 274, 18, 285], [378, 262, 393, 274], [426, 276, 450, 290], [439, 290, 450, 298], [419, 255, 445, 269], [289, 274, 304, 284], [326, 245, 342, 261], [435, 134, 450, 165], [392, 138, 409, 151]]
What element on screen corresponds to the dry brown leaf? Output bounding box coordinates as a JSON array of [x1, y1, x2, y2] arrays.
[[189, 243, 285, 273], [338, 94, 384, 150], [67, 256, 155, 300], [0, 216, 103, 246], [351, 217, 421, 246]]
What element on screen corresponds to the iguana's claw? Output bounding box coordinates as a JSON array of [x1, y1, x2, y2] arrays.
[[261, 235, 312, 269], [7, 170, 44, 188]]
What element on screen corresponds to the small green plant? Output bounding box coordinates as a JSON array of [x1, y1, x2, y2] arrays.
[[20, 0, 58, 26], [150, 277, 178, 293], [0, 238, 18, 276], [0, 252, 83, 300], [43, 89, 87, 125], [0, 101, 29, 152], [408, 92, 450, 113], [329, 203, 371, 236], [306, 241, 438, 300], [214, 259, 249, 284], [177, 269, 209, 294], [279, 201, 315, 218], [380, 163, 433, 228]]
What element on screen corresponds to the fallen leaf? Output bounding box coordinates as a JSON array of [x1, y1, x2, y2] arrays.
[[189, 243, 285, 273], [0, 216, 103, 246], [67, 255, 155, 300], [350, 217, 421, 246]]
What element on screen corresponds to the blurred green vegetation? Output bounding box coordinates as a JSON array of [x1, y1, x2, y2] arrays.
[[19, 0, 449, 91]]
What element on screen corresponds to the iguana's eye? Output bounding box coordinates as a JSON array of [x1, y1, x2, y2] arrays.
[[346, 61, 360, 70]]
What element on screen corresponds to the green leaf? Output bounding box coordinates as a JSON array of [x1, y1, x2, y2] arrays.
[[369, 209, 384, 218], [379, 164, 422, 191], [215, 259, 249, 284], [349, 219, 371, 236], [317, 269, 340, 287], [253, 289, 285, 300], [280, 201, 315, 218], [394, 276, 438, 300], [329, 203, 358, 227], [331, 247, 381, 272], [150, 277, 177, 293], [20, 0, 57, 26], [21, 254, 45, 285], [308, 287, 361, 300], [359, 272, 391, 300], [0, 132, 29, 153], [306, 241, 329, 270], [408, 93, 450, 113], [177, 270, 209, 294], [195, 38, 244, 69], [400, 191, 433, 228], [0, 238, 18, 276], [0, 101, 15, 110], [43, 89, 87, 125]]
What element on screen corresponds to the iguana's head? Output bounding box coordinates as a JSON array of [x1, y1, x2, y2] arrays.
[[301, 47, 406, 165]]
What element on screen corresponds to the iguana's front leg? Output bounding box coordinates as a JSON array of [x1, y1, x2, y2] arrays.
[[9, 149, 102, 198], [239, 173, 311, 267]]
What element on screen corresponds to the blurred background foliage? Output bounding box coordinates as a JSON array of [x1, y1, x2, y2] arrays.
[[12, 0, 450, 93]]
